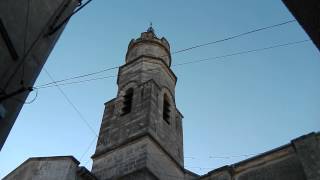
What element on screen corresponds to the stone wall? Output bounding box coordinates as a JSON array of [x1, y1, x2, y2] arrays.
[[92, 136, 185, 180], [199, 132, 320, 180], [92, 137, 149, 179], [292, 132, 320, 180], [3, 156, 96, 180], [234, 154, 306, 180], [92, 79, 185, 179]]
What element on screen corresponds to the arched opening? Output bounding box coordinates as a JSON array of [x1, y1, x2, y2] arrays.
[[121, 88, 133, 116], [163, 93, 170, 124]]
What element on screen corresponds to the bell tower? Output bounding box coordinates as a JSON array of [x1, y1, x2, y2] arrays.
[[91, 27, 185, 180]]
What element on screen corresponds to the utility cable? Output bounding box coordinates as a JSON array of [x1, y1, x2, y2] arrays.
[[2, 0, 74, 92], [35, 39, 310, 90], [79, 136, 97, 162], [148, 152, 258, 160], [3, 0, 94, 92], [43, 68, 98, 137], [35, 20, 297, 88], [11, 88, 39, 104], [172, 39, 310, 67], [48, 0, 93, 35], [35, 68, 161, 89], [209, 153, 257, 159], [37, 75, 116, 89], [37, 67, 119, 88], [171, 20, 297, 55]]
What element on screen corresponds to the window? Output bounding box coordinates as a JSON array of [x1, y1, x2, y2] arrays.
[[163, 94, 170, 124], [121, 88, 133, 116]]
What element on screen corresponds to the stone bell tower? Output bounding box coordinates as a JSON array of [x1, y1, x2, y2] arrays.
[[91, 27, 185, 180]]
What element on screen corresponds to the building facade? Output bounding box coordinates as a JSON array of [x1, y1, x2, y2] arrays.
[[91, 27, 185, 180], [0, 0, 80, 150], [282, 0, 320, 51], [4, 29, 320, 180]]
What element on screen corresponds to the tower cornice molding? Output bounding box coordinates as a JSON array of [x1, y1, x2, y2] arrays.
[[126, 38, 172, 67], [117, 55, 177, 86]]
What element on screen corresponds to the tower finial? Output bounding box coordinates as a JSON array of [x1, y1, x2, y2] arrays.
[[147, 22, 155, 34]]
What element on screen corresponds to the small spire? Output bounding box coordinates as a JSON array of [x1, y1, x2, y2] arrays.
[[147, 22, 155, 34]]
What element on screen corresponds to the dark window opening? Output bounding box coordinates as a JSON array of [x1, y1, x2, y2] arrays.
[[121, 88, 133, 116], [163, 94, 170, 124]]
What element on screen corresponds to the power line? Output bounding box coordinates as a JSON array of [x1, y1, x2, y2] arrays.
[[43, 68, 98, 137], [147, 152, 258, 160], [44, 68, 100, 169], [36, 67, 118, 88], [35, 39, 310, 90], [10, 88, 39, 105], [185, 153, 258, 160], [35, 20, 296, 88], [171, 20, 297, 55], [34, 21, 304, 167], [35, 68, 161, 89], [172, 39, 310, 67], [209, 154, 257, 159], [2, 0, 75, 91], [79, 136, 97, 162], [48, 0, 93, 35], [2, 0, 95, 94], [37, 75, 116, 89]]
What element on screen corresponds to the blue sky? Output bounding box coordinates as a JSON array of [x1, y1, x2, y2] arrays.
[[1, 0, 320, 177]]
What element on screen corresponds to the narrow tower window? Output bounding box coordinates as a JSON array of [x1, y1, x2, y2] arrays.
[[163, 94, 170, 124], [121, 88, 133, 116]]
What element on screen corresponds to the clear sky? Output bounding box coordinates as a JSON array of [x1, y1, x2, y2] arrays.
[[1, 0, 320, 177]]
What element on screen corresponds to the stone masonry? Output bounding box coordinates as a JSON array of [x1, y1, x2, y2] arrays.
[[3, 28, 320, 180], [91, 27, 184, 180]]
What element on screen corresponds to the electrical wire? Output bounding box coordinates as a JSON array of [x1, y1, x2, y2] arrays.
[[171, 20, 296, 55], [2, 0, 73, 91], [34, 39, 310, 90], [34, 20, 297, 89], [208, 153, 258, 159], [172, 39, 310, 67], [2, 3, 302, 174], [79, 136, 97, 162], [43, 68, 98, 137], [28, 19, 302, 171], [24, 88, 38, 104], [48, 0, 93, 35], [35, 68, 162, 89], [37, 75, 117, 89], [147, 152, 258, 160], [10, 88, 39, 105], [36, 67, 119, 88]]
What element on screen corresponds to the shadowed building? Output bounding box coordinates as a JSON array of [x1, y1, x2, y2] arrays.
[[4, 28, 320, 180], [0, 0, 80, 150], [282, 0, 320, 51]]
